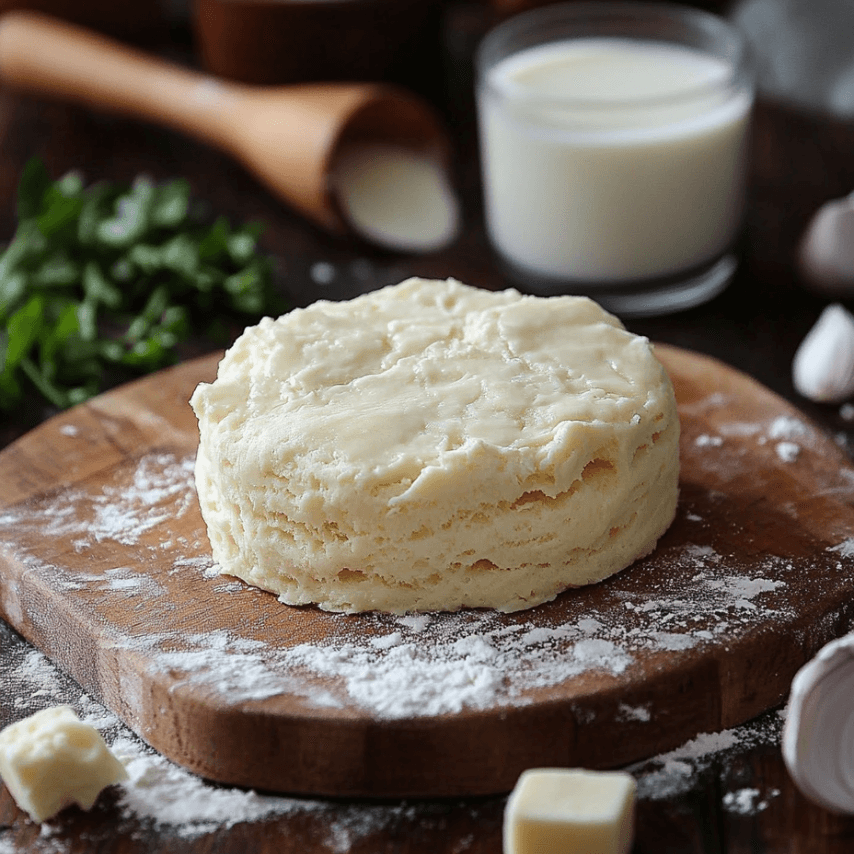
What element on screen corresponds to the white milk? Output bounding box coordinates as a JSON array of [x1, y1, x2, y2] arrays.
[[478, 37, 753, 284]]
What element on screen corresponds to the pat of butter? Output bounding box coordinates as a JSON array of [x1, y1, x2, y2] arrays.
[[0, 706, 128, 822], [504, 768, 636, 854]]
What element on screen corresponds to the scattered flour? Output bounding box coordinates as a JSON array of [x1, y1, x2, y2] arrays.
[[110, 735, 318, 834], [107, 548, 794, 720], [0, 450, 807, 721], [723, 786, 781, 815], [630, 711, 785, 801], [5, 453, 199, 549], [0, 404, 850, 847], [0, 619, 789, 845], [695, 433, 724, 447], [617, 703, 651, 722], [0, 625, 429, 847], [830, 538, 854, 557], [768, 415, 809, 441], [717, 422, 763, 438], [689, 410, 833, 471], [775, 441, 801, 462]]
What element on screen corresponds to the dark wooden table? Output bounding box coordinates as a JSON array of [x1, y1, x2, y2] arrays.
[[3, 8, 854, 852]]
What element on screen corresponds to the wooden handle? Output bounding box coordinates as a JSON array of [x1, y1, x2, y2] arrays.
[[0, 10, 240, 149]]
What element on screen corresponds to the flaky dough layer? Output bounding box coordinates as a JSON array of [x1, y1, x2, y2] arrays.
[[191, 278, 679, 613]]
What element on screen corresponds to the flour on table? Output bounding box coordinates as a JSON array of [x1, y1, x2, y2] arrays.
[[56, 566, 167, 599], [676, 391, 729, 416], [629, 710, 784, 802], [775, 441, 801, 462], [689, 411, 829, 474], [830, 538, 854, 557], [0, 624, 419, 846], [0, 453, 198, 550], [617, 703, 651, 722], [0, 449, 808, 721], [695, 433, 724, 447], [120, 542, 792, 719], [0, 620, 788, 844], [768, 415, 809, 441], [0, 417, 849, 843], [723, 786, 780, 815], [717, 421, 763, 438]]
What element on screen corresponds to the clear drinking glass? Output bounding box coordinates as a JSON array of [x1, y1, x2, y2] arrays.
[[476, 2, 755, 317]]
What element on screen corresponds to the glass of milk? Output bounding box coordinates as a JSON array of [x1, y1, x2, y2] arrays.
[[476, 2, 755, 317]]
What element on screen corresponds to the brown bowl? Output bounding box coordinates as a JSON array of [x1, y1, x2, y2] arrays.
[[0, 0, 166, 36], [193, 0, 442, 86]]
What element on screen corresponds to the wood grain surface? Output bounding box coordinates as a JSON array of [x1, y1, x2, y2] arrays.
[[1, 343, 853, 799]]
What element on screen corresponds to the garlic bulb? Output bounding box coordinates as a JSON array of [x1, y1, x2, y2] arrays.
[[792, 303, 854, 403], [782, 632, 854, 814], [799, 192, 854, 295]]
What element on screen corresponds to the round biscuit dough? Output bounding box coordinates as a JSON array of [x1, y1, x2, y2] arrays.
[[190, 277, 680, 613]]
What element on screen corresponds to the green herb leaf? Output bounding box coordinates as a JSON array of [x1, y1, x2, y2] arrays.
[[5, 295, 44, 368], [0, 160, 286, 412], [96, 177, 154, 248], [150, 178, 190, 229], [38, 174, 85, 238], [83, 261, 122, 309]]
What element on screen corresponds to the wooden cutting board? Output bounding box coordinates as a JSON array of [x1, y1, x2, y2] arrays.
[[1, 344, 854, 798]]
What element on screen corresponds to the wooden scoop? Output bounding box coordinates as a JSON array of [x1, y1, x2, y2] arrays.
[[0, 10, 456, 245]]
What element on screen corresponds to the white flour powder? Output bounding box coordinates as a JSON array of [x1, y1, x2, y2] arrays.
[[0, 398, 849, 847], [776, 441, 801, 462], [629, 710, 784, 802], [722, 786, 780, 815], [0, 438, 818, 721], [0, 624, 787, 844], [0, 632, 431, 846], [1, 403, 852, 723], [92, 544, 794, 721]]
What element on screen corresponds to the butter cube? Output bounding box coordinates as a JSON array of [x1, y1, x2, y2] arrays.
[[504, 768, 636, 854], [0, 706, 128, 822]]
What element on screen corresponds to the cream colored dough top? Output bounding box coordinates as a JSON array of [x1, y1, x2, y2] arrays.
[[191, 277, 679, 613]]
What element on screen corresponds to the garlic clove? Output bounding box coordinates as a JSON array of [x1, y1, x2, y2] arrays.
[[799, 193, 854, 295], [783, 632, 854, 814], [791, 303, 854, 403]]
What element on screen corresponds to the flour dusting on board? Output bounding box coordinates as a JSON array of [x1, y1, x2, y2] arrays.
[[4, 365, 851, 850], [0, 453, 197, 549], [0, 620, 787, 844], [1, 415, 853, 720], [723, 786, 781, 815], [2, 482, 798, 719], [0, 627, 413, 845]]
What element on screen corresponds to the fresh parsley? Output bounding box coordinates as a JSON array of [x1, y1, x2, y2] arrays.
[[0, 159, 286, 412]]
